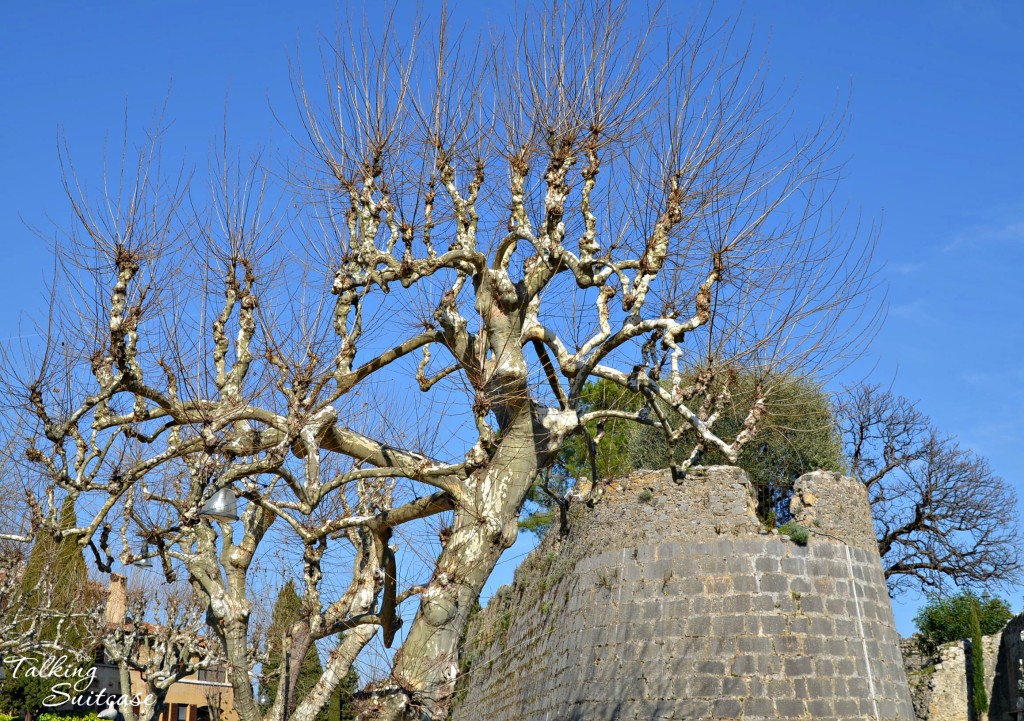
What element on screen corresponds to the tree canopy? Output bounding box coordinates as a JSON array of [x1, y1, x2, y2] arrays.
[[840, 384, 1022, 596], [0, 4, 875, 720], [913, 591, 1013, 657]]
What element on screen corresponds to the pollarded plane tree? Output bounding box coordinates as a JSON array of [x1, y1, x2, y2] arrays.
[[2, 141, 427, 721], [3, 4, 874, 721]]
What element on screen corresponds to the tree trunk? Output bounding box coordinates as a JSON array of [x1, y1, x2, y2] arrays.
[[381, 417, 541, 720], [221, 617, 263, 721], [116, 661, 138, 721], [137, 685, 168, 721]]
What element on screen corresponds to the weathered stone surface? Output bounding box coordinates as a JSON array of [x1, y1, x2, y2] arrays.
[[903, 612, 1024, 721], [451, 467, 914, 721]]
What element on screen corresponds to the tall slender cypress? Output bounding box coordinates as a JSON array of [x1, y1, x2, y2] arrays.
[[969, 599, 989, 718]]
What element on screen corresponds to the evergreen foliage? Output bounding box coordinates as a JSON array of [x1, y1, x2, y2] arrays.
[[520, 380, 641, 536], [0, 498, 92, 720], [265, 581, 357, 721], [325, 665, 359, 721], [913, 591, 1013, 656], [969, 600, 988, 718], [631, 373, 844, 524], [522, 374, 845, 534]]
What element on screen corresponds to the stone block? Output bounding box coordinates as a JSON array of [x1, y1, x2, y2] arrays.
[[809, 617, 835, 636], [677, 576, 703, 594], [805, 676, 834, 698], [788, 616, 810, 634], [743, 697, 775, 717], [722, 594, 751, 614], [712, 614, 747, 636], [800, 594, 826, 615], [731, 575, 757, 593], [758, 573, 788, 593], [775, 635, 801, 654], [810, 543, 839, 559], [759, 614, 787, 635], [656, 542, 681, 560], [755, 555, 781, 573], [789, 576, 814, 594], [774, 698, 807, 716], [767, 677, 794, 698], [847, 676, 870, 697], [757, 654, 782, 675], [721, 676, 747, 697], [727, 555, 752, 573], [833, 698, 860, 716], [674, 699, 712, 718], [784, 655, 814, 676], [801, 636, 824, 655], [690, 674, 721, 697], [806, 698, 834, 717], [637, 544, 658, 562], [730, 654, 757, 675], [737, 635, 772, 654], [712, 697, 743, 718], [781, 557, 806, 574], [696, 659, 726, 674]]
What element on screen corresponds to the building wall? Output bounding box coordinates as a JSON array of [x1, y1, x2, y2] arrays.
[[451, 466, 914, 721]]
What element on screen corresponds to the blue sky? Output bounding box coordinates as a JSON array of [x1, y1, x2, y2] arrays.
[[2, 2, 1022, 636]]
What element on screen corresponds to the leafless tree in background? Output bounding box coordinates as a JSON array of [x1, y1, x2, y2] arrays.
[[101, 577, 225, 721], [1, 3, 876, 720], [838, 383, 1021, 596]]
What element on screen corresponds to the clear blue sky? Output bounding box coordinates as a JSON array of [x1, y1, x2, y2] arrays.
[[2, 2, 1022, 636]]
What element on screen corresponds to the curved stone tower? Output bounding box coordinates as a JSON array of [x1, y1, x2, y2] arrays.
[[451, 466, 913, 721]]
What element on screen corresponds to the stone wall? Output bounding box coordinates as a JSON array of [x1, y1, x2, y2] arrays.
[[905, 613, 1024, 721], [451, 466, 914, 721]]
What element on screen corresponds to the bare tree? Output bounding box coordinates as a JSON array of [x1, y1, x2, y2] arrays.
[[2, 4, 876, 720], [838, 383, 1021, 596], [101, 577, 224, 721]]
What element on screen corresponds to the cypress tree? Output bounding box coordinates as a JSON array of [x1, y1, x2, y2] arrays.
[[969, 599, 989, 718], [0, 497, 91, 720], [265, 580, 333, 721], [326, 665, 359, 721]]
